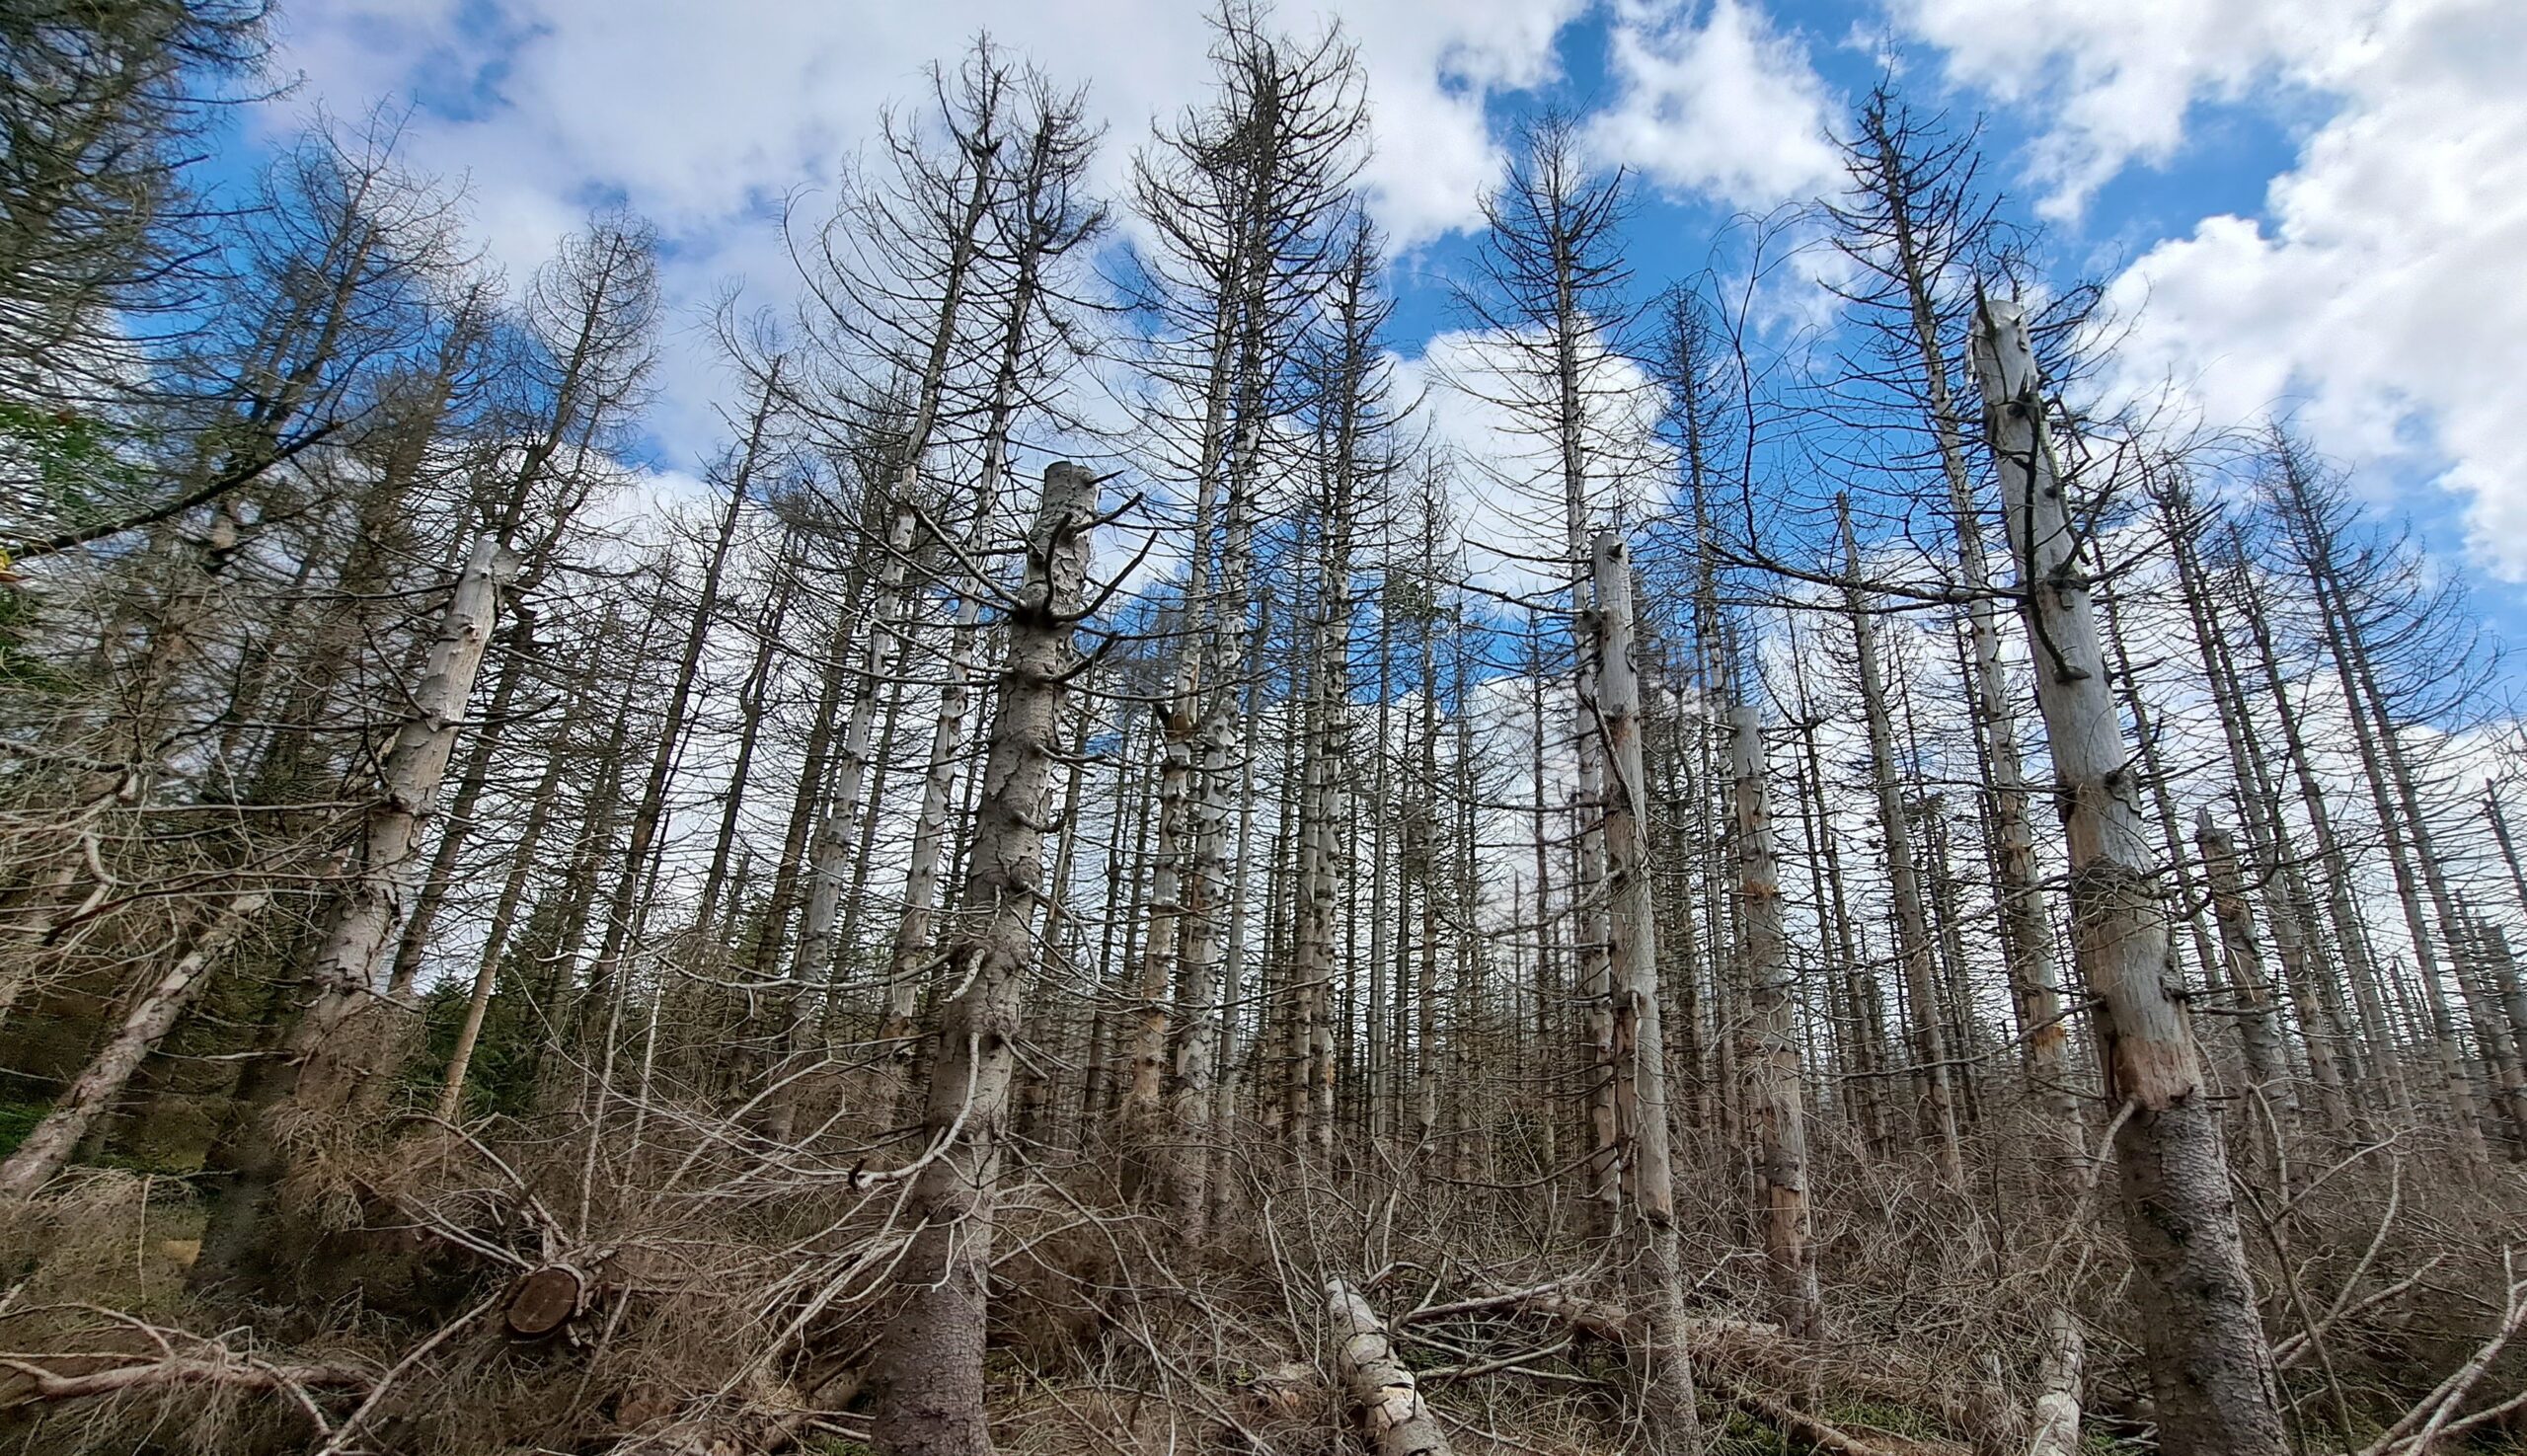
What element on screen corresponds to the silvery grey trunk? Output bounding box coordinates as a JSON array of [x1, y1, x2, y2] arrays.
[[862, 462, 1093, 1456], [0, 889, 268, 1197], [1971, 295, 2285, 1456], [195, 536, 513, 1284], [1591, 532, 1705, 1454], [1838, 498, 1964, 1186]]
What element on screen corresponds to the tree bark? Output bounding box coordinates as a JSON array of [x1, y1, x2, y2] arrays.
[[1971, 295, 2285, 1456], [861, 462, 1093, 1456], [0, 890, 268, 1197]]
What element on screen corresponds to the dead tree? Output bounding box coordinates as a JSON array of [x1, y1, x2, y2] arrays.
[[1593, 531, 1707, 1454], [1838, 497, 1964, 1185], [860, 461, 1094, 1456], [195, 535, 516, 1284], [1970, 294, 2286, 1456]]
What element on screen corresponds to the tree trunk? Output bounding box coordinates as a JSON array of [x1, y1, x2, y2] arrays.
[[862, 462, 1093, 1456], [1325, 1278, 1455, 1456], [1971, 295, 2285, 1456], [1839, 498, 1964, 1186], [196, 536, 515, 1285], [1593, 532, 1706, 1455], [0, 890, 268, 1197]]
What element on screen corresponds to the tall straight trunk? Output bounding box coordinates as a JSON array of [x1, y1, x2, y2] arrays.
[[2489, 787, 2527, 920], [1839, 498, 1964, 1185], [1867, 127, 2078, 1158], [1367, 608, 1395, 1140], [862, 461, 1093, 1456], [695, 541, 802, 933], [1591, 533, 1704, 1455], [0, 890, 268, 1197], [2195, 811, 2294, 1170], [1972, 296, 2285, 1456], [2298, 506, 2527, 1153], [2231, 550, 2417, 1126], [2273, 531, 2489, 1156], [1793, 658, 1885, 1154], [196, 538, 514, 1284], [2165, 498, 2353, 1134], [1727, 689, 1821, 1340], [436, 652, 599, 1119], [583, 381, 772, 1010], [794, 503, 916, 1031], [2098, 589, 2227, 1021]]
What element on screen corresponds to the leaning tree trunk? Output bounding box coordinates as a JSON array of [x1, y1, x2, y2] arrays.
[[0, 890, 268, 1198], [195, 536, 514, 1286], [861, 462, 1093, 1456], [2195, 810, 2294, 1181], [1971, 295, 2286, 1456], [1592, 532, 1707, 1455]]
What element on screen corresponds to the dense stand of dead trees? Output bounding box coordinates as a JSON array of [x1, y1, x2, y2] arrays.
[[1, 5, 2525, 1456]]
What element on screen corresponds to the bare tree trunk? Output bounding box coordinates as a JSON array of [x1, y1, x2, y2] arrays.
[[1971, 295, 2285, 1456], [1325, 1278, 1455, 1456], [2231, 548, 2416, 1126], [196, 537, 515, 1285], [583, 378, 771, 1011], [0, 890, 267, 1197], [863, 462, 1093, 1456], [436, 651, 599, 1120], [2195, 810, 2295, 1172], [1727, 692, 1822, 1341], [1593, 532, 1706, 1455], [1839, 498, 1964, 1186], [2165, 494, 2353, 1136], [2027, 1309, 2085, 1456]]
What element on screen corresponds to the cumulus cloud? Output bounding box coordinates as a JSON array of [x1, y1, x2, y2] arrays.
[[1582, 0, 1841, 208], [2084, 0, 2527, 576], [267, 0, 1584, 466], [271, 0, 1581, 270], [1889, 0, 2383, 219], [1394, 325, 1670, 594]]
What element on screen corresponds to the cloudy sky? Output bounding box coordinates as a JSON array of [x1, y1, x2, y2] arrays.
[[262, 0, 2527, 632]]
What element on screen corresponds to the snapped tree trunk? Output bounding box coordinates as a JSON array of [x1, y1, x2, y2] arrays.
[[1594, 532, 1706, 1455], [1971, 294, 2285, 1456]]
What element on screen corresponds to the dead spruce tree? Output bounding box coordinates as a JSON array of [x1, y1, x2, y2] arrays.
[[1592, 529, 1705, 1453], [1451, 111, 1645, 1231], [1971, 294, 2286, 1456], [1116, 3, 1364, 1218], [1826, 89, 2080, 1153], [860, 460, 1095, 1456], [195, 535, 516, 1285]]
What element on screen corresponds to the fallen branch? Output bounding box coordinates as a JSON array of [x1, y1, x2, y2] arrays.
[[1704, 1366, 1967, 1456], [0, 1354, 366, 1411]]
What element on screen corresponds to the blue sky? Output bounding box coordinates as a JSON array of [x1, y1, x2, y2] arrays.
[[257, 0, 2527, 650]]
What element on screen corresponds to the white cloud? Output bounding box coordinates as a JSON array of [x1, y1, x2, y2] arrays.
[[270, 0, 1578, 272], [1394, 325, 1670, 594], [1889, 0, 2385, 219], [2087, 0, 2527, 576], [266, 0, 1582, 464], [1582, 0, 1840, 209]]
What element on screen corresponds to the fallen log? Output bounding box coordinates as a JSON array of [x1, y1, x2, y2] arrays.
[[1464, 1283, 1974, 1456], [0, 1355, 366, 1410], [1326, 1278, 1454, 1456]]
